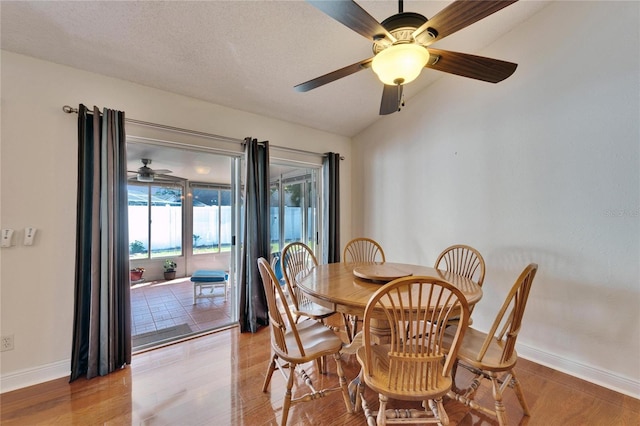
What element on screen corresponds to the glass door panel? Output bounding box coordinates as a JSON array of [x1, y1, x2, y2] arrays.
[[270, 165, 319, 256]]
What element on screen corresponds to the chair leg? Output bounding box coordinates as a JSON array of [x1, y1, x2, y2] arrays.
[[428, 398, 449, 425], [358, 381, 378, 426], [315, 356, 325, 374], [342, 313, 353, 343], [509, 370, 531, 416], [262, 354, 277, 392], [489, 373, 508, 426], [351, 315, 359, 340], [377, 394, 388, 426], [450, 359, 460, 393], [353, 370, 364, 413], [280, 362, 296, 426], [333, 352, 354, 414]]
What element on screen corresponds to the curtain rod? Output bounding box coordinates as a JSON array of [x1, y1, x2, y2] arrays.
[[62, 105, 343, 160]]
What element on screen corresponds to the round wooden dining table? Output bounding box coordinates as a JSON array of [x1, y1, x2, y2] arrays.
[[296, 261, 483, 318]]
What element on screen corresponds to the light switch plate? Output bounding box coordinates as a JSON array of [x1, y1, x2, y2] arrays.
[[1, 229, 14, 247], [24, 227, 37, 246]]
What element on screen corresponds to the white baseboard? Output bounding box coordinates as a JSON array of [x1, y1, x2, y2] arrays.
[[0, 359, 69, 394], [518, 343, 640, 399]]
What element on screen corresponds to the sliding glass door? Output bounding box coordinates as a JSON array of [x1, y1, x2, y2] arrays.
[[270, 165, 319, 256], [127, 140, 240, 351]]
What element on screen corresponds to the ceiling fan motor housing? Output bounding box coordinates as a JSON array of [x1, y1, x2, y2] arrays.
[[373, 12, 435, 54], [137, 171, 154, 182]]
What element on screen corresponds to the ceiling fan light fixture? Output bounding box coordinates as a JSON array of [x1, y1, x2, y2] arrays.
[[137, 173, 154, 182], [372, 43, 429, 86]]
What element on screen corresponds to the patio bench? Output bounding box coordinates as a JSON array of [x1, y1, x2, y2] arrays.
[[191, 270, 228, 304]]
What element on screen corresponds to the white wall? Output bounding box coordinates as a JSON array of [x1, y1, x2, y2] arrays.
[[352, 1, 639, 397], [0, 51, 352, 391]]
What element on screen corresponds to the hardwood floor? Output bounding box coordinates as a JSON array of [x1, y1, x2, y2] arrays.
[[1, 325, 638, 425]]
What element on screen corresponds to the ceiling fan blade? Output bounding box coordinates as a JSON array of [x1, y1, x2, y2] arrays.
[[156, 174, 187, 181], [380, 84, 403, 115], [413, 0, 518, 46], [150, 169, 172, 174], [306, 0, 396, 44], [425, 48, 517, 83], [295, 57, 373, 92]]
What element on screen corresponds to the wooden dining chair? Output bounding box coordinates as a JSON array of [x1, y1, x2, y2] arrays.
[[343, 237, 386, 265], [444, 263, 538, 426], [342, 237, 386, 341], [257, 258, 353, 426], [281, 242, 336, 324], [435, 244, 486, 324], [434, 244, 486, 288], [281, 242, 338, 371], [355, 275, 470, 426]]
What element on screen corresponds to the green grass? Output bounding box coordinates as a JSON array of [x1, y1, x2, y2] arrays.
[[130, 245, 232, 260]]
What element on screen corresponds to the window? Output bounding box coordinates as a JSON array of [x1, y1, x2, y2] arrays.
[[191, 184, 232, 254], [128, 183, 183, 259]]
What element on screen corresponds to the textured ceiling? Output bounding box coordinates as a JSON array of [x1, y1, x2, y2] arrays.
[[1, 0, 549, 139]]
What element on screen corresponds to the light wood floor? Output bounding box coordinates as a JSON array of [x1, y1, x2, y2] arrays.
[[1, 325, 638, 425]]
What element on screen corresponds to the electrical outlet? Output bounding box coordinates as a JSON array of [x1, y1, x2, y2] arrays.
[[1, 335, 14, 351]]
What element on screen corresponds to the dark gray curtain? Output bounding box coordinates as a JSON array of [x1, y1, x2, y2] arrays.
[[70, 104, 131, 381], [323, 153, 341, 264], [239, 137, 270, 332]]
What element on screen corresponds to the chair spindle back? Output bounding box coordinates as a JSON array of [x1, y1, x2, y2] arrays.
[[257, 257, 305, 358], [478, 263, 537, 364], [435, 244, 486, 287], [362, 276, 470, 392], [343, 237, 386, 265], [281, 242, 318, 311]]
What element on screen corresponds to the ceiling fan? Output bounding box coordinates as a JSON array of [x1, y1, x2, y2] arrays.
[[128, 158, 182, 183], [295, 0, 519, 115]]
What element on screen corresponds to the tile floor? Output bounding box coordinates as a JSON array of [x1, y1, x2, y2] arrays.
[[130, 277, 233, 348]]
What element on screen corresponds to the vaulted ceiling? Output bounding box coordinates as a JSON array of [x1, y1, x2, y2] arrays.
[[1, 0, 550, 138]]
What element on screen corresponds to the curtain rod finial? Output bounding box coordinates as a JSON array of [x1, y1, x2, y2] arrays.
[[62, 105, 77, 114]]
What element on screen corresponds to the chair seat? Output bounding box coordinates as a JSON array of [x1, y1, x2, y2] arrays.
[[280, 320, 343, 363], [444, 326, 518, 371], [295, 301, 335, 320], [356, 344, 452, 401]]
